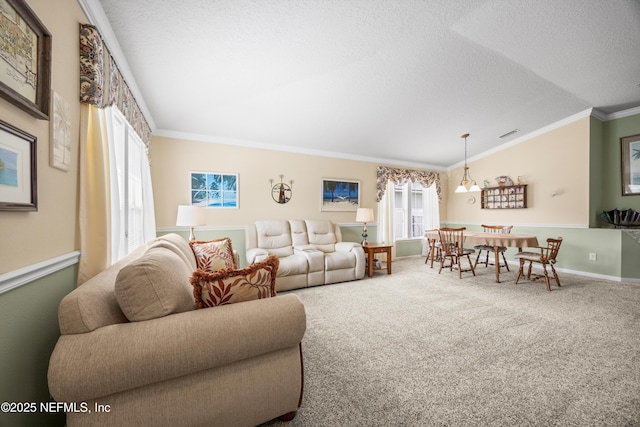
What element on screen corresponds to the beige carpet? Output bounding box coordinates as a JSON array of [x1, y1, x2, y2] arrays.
[[261, 256, 640, 426]]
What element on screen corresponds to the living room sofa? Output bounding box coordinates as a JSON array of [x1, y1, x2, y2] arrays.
[[245, 219, 366, 291], [47, 233, 306, 427]]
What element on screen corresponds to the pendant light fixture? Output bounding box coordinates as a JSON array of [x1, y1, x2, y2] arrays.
[[455, 133, 481, 193]]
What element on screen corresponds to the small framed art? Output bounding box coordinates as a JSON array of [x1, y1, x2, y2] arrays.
[[321, 178, 359, 212], [0, 120, 37, 211], [190, 171, 238, 208], [621, 134, 640, 196]]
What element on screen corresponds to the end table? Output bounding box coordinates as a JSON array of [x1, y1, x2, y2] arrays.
[[363, 243, 392, 277]]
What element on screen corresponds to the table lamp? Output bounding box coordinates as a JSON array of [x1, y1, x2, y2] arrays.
[[176, 205, 206, 241], [355, 208, 375, 245]]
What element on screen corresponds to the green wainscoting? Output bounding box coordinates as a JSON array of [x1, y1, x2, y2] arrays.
[[622, 230, 640, 281], [444, 223, 639, 281], [0, 264, 77, 427], [164, 223, 640, 281]]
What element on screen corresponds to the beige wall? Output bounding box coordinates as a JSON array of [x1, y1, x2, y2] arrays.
[[445, 117, 590, 226], [151, 135, 444, 229], [0, 0, 86, 274]]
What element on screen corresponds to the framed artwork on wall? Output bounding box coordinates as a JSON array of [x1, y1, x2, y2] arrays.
[[50, 91, 71, 171], [0, 0, 52, 119], [621, 134, 640, 196], [190, 171, 239, 208], [321, 178, 360, 212], [0, 120, 37, 211]]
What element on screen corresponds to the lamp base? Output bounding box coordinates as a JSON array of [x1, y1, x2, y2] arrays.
[[361, 225, 368, 246], [189, 227, 196, 241]]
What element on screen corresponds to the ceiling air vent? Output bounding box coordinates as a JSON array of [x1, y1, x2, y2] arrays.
[[498, 129, 520, 139]]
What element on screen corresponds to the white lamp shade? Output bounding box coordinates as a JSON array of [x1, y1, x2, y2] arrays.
[[455, 184, 468, 193], [176, 205, 206, 227], [356, 208, 375, 223], [468, 183, 482, 192]]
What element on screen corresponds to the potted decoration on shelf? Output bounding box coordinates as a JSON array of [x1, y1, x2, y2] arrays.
[[495, 176, 513, 186]]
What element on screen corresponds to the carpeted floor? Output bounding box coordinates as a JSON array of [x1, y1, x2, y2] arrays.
[[261, 256, 640, 426]]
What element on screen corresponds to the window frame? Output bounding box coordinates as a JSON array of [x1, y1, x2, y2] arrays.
[[394, 180, 425, 241]]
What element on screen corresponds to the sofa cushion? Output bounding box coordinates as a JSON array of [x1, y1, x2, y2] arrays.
[[191, 255, 279, 308], [305, 220, 338, 252], [256, 220, 294, 257], [190, 238, 237, 272], [115, 247, 195, 322], [277, 253, 309, 276], [325, 251, 356, 270]]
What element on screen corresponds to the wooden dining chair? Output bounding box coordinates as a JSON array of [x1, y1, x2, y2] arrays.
[[424, 229, 441, 268], [474, 225, 513, 271], [437, 227, 476, 278], [513, 237, 563, 291]]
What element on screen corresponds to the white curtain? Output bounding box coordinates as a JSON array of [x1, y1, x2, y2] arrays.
[[423, 184, 440, 230], [377, 180, 396, 259], [78, 104, 111, 284], [78, 105, 156, 284], [421, 184, 440, 256]]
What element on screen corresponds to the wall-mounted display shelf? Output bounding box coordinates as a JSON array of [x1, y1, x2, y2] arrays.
[[481, 185, 527, 209]]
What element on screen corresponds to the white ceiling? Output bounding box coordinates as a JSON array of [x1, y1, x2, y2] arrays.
[[86, 0, 640, 170]]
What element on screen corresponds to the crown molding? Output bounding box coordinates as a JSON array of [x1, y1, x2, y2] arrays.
[[602, 105, 640, 121], [448, 109, 595, 171], [154, 128, 448, 172]]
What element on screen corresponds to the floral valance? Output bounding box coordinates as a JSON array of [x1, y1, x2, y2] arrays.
[[80, 24, 152, 147], [376, 166, 441, 201]]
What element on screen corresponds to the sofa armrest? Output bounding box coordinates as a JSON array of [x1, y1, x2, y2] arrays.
[[246, 247, 269, 264], [48, 294, 306, 402]]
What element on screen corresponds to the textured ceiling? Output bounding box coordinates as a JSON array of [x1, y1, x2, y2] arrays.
[[89, 0, 640, 169]]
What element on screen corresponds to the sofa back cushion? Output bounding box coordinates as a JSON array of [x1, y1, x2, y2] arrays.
[[115, 246, 195, 322], [255, 220, 294, 257], [305, 220, 339, 252], [289, 219, 309, 246]]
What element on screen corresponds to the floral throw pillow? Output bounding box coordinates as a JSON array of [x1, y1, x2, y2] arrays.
[[189, 238, 237, 272], [191, 255, 279, 308]]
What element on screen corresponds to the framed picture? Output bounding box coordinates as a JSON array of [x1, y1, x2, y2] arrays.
[[321, 178, 360, 212], [621, 134, 640, 196], [0, 0, 52, 119], [50, 91, 71, 171], [0, 120, 37, 211], [190, 171, 238, 208]]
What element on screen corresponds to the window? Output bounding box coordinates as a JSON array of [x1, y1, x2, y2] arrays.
[[394, 181, 425, 239], [106, 106, 156, 262]]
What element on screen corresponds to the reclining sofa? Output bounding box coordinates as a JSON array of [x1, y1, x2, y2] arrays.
[[246, 219, 366, 291], [48, 233, 306, 427]]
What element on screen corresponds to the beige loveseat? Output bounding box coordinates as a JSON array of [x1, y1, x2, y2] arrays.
[[48, 233, 306, 427], [246, 219, 366, 291]]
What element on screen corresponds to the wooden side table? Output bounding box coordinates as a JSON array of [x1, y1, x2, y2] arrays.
[[363, 243, 392, 277]]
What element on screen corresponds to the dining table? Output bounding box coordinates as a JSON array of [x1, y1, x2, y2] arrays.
[[425, 230, 539, 283]]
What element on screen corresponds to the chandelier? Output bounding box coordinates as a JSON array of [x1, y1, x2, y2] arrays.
[[455, 133, 481, 193]]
